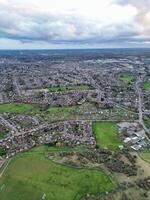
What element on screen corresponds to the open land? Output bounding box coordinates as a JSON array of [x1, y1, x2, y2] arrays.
[[144, 81, 150, 89], [93, 121, 122, 150], [118, 73, 134, 82], [139, 147, 150, 163], [0, 146, 114, 200]]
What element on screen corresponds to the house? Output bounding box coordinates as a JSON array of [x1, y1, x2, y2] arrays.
[[118, 145, 124, 150], [131, 136, 140, 144], [123, 137, 131, 143], [138, 140, 148, 147], [134, 130, 145, 139], [131, 144, 142, 151]]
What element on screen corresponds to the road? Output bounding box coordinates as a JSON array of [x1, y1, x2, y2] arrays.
[[135, 76, 150, 140], [0, 115, 19, 135], [135, 77, 143, 122], [13, 76, 22, 97]]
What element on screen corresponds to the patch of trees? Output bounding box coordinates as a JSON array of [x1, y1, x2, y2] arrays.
[[56, 148, 137, 176], [136, 177, 150, 190], [0, 145, 6, 156]]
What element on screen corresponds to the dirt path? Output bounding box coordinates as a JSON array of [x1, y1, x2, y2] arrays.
[[132, 152, 150, 178], [0, 158, 11, 178]]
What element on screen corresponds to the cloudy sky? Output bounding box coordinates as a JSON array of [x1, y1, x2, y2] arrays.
[[0, 0, 150, 49]]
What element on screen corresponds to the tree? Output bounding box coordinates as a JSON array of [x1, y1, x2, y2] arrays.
[[0, 146, 6, 156]]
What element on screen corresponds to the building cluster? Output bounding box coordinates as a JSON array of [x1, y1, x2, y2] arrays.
[[0, 52, 150, 158], [0, 119, 95, 158], [118, 122, 149, 151]]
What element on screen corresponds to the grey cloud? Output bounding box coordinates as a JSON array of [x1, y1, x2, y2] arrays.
[[0, 1, 149, 46]]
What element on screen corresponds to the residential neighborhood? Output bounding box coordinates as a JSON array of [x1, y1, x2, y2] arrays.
[[0, 50, 150, 200]]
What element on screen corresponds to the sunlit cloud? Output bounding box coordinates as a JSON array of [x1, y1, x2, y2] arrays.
[[0, 0, 149, 48]]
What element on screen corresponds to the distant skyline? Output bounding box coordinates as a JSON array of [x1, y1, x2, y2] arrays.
[[0, 0, 150, 49]]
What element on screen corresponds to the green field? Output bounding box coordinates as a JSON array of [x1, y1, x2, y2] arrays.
[[0, 146, 114, 200], [139, 147, 150, 163], [93, 121, 122, 150], [0, 132, 7, 139], [0, 103, 39, 113], [0, 102, 138, 123], [48, 85, 90, 92], [0, 103, 77, 115], [144, 80, 150, 89], [118, 73, 134, 82]]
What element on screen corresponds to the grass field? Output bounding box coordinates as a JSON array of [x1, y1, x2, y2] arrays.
[[0, 103, 39, 113], [0, 132, 7, 139], [0, 103, 77, 115], [93, 121, 122, 150], [0, 146, 114, 200], [0, 102, 138, 123], [48, 85, 90, 92], [144, 80, 150, 89], [139, 147, 150, 164], [118, 73, 134, 82]]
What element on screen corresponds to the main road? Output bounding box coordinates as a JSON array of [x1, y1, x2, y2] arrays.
[[135, 76, 150, 141]]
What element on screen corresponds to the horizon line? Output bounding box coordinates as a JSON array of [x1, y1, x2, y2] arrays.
[[0, 47, 150, 51]]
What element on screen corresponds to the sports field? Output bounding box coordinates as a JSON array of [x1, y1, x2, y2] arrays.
[[93, 121, 122, 150]]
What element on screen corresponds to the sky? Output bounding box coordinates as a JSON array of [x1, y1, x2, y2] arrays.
[[0, 0, 150, 49]]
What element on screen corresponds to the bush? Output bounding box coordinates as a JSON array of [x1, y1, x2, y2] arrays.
[[0, 146, 6, 156]]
